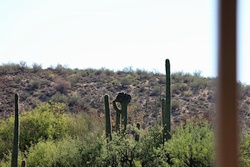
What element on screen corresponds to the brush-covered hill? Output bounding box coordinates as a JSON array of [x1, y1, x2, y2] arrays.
[[1, 63, 250, 130]]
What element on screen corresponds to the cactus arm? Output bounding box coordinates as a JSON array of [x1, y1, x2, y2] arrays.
[[113, 101, 121, 132], [113, 101, 121, 113], [121, 103, 128, 132]]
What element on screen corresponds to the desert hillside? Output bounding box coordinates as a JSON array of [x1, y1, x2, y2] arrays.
[[1, 63, 250, 130]]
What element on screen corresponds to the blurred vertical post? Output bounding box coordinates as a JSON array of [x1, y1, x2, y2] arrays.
[[217, 0, 238, 166]]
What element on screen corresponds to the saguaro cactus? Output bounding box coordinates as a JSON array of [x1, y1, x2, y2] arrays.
[[162, 59, 171, 143], [104, 95, 112, 141], [113, 92, 131, 132], [11, 94, 19, 167]]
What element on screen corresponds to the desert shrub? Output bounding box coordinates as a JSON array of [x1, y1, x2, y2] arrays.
[[67, 112, 103, 139], [136, 125, 168, 167], [32, 63, 42, 73], [19, 61, 29, 72], [190, 77, 208, 92], [69, 72, 82, 84], [120, 76, 132, 87], [150, 86, 161, 96], [26, 137, 86, 167], [164, 120, 215, 167], [54, 64, 74, 75], [53, 78, 71, 94], [0, 63, 20, 75], [103, 68, 114, 76], [0, 102, 70, 154], [98, 132, 137, 167], [51, 92, 69, 103], [136, 69, 151, 80], [54, 137, 83, 166], [0, 102, 104, 165], [30, 79, 48, 90], [245, 85, 250, 96], [26, 140, 58, 167], [172, 72, 185, 83], [240, 132, 250, 166], [19, 102, 70, 151], [68, 93, 82, 107], [0, 150, 25, 167], [77, 136, 103, 166], [172, 83, 189, 95], [183, 90, 193, 97], [172, 99, 181, 111], [0, 119, 14, 159], [240, 84, 250, 97], [98, 125, 167, 167]]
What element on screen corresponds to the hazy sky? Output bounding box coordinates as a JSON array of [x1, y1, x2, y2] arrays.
[[0, 0, 249, 84]]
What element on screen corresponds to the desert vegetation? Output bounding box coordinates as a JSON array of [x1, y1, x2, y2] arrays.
[[0, 61, 250, 166]]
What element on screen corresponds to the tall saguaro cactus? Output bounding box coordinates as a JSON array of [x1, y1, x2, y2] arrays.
[[11, 94, 19, 167], [162, 59, 171, 143], [113, 92, 131, 133], [104, 95, 112, 141]]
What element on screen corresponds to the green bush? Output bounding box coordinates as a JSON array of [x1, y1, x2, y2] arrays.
[[0, 102, 70, 157], [26, 140, 58, 167], [26, 137, 84, 167], [240, 132, 250, 166], [136, 125, 168, 167], [6, 106, 250, 167], [98, 132, 138, 167], [0, 150, 25, 167], [0, 118, 14, 159], [54, 137, 83, 167], [19, 102, 70, 151], [164, 120, 215, 167]]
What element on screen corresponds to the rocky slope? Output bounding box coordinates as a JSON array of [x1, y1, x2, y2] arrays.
[[1, 63, 250, 131]]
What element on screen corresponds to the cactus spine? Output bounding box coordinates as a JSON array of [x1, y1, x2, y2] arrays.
[[11, 94, 19, 167], [162, 59, 171, 143], [104, 95, 112, 141]]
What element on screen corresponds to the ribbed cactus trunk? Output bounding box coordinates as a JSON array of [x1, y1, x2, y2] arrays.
[[162, 59, 171, 143], [121, 103, 128, 131], [113, 101, 121, 132], [113, 92, 131, 133], [11, 94, 19, 167], [162, 98, 166, 141], [104, 95, 112, 141]]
